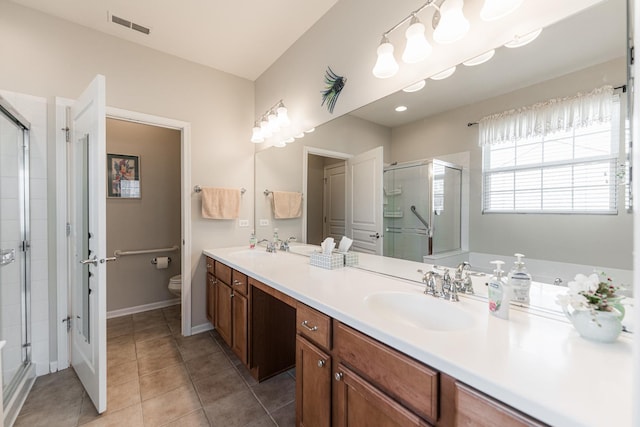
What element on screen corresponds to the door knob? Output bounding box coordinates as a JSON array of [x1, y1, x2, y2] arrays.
[[369, 232, 381, 239]]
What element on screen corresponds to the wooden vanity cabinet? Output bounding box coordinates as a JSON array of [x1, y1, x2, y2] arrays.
[[213, 261, 248, 365], [205, 257, 215, 324], [296, 304, 332, 427]]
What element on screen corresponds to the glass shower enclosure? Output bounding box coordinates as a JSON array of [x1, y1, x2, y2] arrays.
[[0, 95, 32, 422], [383, 159, 462, 262]]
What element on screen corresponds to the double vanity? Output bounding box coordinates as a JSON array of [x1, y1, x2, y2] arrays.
[[203, 245, 633, 426]]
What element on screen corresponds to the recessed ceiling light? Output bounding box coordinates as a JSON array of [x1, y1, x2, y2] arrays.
[[395, 105, 408, 112], [430, 66, 456, 80], [402, 80, 426, 92], [504, 28, 542, 48], [463, 49, 495, 66]]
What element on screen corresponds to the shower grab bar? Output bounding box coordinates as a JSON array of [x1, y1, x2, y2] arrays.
[[114, 245, 179, 257], [410, 206, 430, 231]]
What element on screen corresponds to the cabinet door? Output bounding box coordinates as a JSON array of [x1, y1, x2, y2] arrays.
[[333, 364, 430, 427], [231, 292, 248, 365], [206, 274, 216, 324], [296, 336, 331, 427], [215, 281, 233, 347]]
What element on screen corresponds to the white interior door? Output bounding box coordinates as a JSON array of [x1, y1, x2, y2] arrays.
[[68, 75, 107, 413], [346, 146, 383, 254], [323, 163, 346, 241]]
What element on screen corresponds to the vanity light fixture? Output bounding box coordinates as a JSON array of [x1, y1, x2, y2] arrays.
[[373, 35, 400, 79], [294, 132, 305, 138], [305, 127, 316, 133], [480, 0, 523, 21], [403, 80, 427, 92], [395, 105, 408, 112], [430, 66, 456, 80], [462, 49, 495, 66], [273, 140, 287, 148], [284, 137, 295, 144], [432, 0, 469, 44], [402, 15, 433, 64], [251, 99, 291, 143], [504, 28, 542, 48]]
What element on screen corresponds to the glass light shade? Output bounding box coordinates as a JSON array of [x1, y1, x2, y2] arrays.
[[402, 19, 432, 64], [273, 140, 286, 148], [294, 132, 305, 138], [277, 105, 290, 127], [268, 112, 280, 132], [284, 137, 295, 144], [260, 119, 272, 138], [251, 126, 264, 143], [480, 0, 523, 21], [403, 80, 426, 93], [433, 0, 470, 44], [305, 127, 315, 133], [430, 66, 456, 80], [462, 49, 495, 66], [504, 28, 542, 48], [372, 40, 399, 79]]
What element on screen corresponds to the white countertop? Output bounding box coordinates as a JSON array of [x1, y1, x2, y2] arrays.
[[203, 246, 633, 427]]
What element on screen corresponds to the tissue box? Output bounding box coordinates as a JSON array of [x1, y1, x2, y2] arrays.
[[310, 252, 344, 270], [343, 251, 359, 266]]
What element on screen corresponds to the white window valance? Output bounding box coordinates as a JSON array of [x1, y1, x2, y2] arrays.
[[478, 85, 614, 146]]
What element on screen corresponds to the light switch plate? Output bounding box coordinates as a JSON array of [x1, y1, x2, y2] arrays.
[[259, 219, 269, 226], [238, 219, 249, 227]]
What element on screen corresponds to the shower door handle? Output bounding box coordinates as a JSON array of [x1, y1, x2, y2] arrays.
[[79, 256, 98, 266]]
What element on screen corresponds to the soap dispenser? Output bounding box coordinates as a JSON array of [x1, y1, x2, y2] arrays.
[[249, 230, 257, 249], [508, 253, 532, 305], [273, 228, 279, 243], [488, 261, 510, 319]]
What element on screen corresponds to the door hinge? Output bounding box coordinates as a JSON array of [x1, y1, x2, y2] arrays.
[[22, 343, 31, 348], [62, 316, 72, 333], [62, 126, 70, 143], [21, 240, 30, 252], [66, 222, 71, 236]]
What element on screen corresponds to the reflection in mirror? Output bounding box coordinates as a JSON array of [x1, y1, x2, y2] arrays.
[[254, 1, 631, 299]]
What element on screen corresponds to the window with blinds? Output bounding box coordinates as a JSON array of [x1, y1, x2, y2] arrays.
[[482, 98, 620, 214]]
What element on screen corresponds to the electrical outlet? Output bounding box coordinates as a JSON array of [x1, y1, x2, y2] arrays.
[[259, 219, 269, 226], [238, 219, 249, 227]]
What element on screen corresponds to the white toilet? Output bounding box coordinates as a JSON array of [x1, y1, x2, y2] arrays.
[[168, 274, 182, 297]]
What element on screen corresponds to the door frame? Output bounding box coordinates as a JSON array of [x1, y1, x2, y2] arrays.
[[301, 146, 351, 243], [55, 102, 192, 368]]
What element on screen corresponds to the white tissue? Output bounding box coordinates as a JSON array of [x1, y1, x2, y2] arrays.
[[155, 256, 169, 269], [321, 237, 335, 255], [338, 236, 353, 253]]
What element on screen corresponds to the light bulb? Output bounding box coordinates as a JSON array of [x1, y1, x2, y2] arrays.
[[403, 80, 426, 93], [430, 66, 456, 80], [504, 28, 542, 48], [251, 123, 264, 143], [402, 16, 432, 64], [480, 0, 523, 21], [372, 37, 399, 79], [268, 111, 280, 133], [433, 0, 470, 44], [260, 118, 272, 138], [462, 49, 495, 66], [276, 102, 290, 127]]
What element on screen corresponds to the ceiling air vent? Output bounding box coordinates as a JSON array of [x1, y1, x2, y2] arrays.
[[109, 12, 151, 35]]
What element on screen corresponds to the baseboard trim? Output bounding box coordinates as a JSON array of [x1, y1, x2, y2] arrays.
[[49, 361, 58, 373], [107, 299, 180, 319], [191, 322, 214, 335]]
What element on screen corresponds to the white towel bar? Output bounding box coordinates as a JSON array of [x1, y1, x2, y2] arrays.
[[194, 185, 246, 194]]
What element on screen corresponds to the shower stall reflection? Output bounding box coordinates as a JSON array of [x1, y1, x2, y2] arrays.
[[383, 159, 462, 262]]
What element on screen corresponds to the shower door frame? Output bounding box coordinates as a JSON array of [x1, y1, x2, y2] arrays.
[[0, 96, 32, 410]]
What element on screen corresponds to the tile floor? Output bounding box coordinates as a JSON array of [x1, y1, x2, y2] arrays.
[[14, 305, 296, 427]]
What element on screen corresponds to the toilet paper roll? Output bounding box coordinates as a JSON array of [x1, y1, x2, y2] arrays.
[[155, 256, 169, 269]]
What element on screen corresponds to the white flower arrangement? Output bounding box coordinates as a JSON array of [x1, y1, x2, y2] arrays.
[[556, 272, 626, 317]]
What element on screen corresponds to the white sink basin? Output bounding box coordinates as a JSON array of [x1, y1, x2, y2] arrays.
[[228, 249, 274, 258], [364, 291, 475, 332]]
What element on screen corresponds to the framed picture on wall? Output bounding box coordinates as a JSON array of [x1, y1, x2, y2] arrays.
[[107, 153, 141, 198]]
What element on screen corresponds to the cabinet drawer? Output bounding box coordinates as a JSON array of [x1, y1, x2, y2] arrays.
[[296, 303, 331, 351], [333, 322, 438, 424], [214, 261, 232, 285], [205, 256, 215, 275], [231, 270, 248, 296], [455, 382, 546, 427]]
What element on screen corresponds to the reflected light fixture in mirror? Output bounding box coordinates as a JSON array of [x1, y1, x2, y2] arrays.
[[463, 49, 495, 66], [504, 28, 543, 48], [395, 105, 408, 112], [403, 80, 427, 92], [480, 0, 524, 21], [402, 15, 433, 63], [430, 66, 457, 80], [251, 99, 291, 144], [373, 35, 399, 78], [432, 0, 470, 44]]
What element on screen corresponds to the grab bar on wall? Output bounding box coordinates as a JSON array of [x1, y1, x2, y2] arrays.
[[114, 245, 179, 257]]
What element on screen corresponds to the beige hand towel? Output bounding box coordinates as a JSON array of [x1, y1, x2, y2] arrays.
[[201, 187, 241, 219], [272, 191, 302, 219]]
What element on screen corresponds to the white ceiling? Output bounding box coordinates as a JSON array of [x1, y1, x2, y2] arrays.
[[9, 0, 338, 81], [351, 0, 625, 128]]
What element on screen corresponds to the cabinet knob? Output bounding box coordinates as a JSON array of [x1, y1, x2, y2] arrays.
[[206, 263, 211, 269], [233, 280, 242, 286], [334, 372, 343, 381], [318, 359, 326, 368]]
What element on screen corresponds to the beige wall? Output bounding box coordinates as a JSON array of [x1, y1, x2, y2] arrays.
[[0, 2, 255, 338], [390, 58, 631, 269], [106, 119, 181, 311]]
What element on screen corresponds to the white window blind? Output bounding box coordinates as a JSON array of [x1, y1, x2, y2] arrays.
[[481, 87, 620, 214]]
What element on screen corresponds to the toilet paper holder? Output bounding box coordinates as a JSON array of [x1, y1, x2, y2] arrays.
[[151, 257, 171, 265]]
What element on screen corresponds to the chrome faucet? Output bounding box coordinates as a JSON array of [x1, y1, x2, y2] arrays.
[[453, 262, 474, 294], [440, 269, 459, 302], [418, 269, 440, 297], [279, 236, 297, 252], [258, 239, 277, 253]]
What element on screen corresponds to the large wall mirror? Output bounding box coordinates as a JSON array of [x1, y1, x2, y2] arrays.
[[254, 1, 631, 302]]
